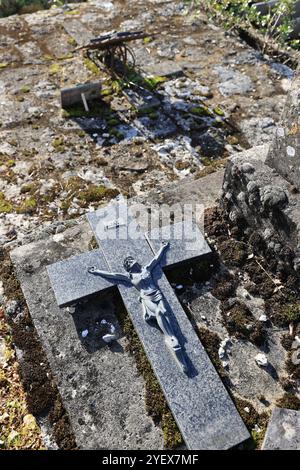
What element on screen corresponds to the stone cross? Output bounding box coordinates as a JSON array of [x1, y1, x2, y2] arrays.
[[266, 66, 300, 189], [47, 201, 249, 450]]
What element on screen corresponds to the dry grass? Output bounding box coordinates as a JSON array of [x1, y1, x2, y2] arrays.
[[0, 308, 43, 450]]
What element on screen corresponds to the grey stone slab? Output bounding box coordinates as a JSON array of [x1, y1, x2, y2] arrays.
[[146, 221, 211, 269], [141, 62, 183, 79], [134, 169, 225, 213], [134, 113, 177, 139], [47, 249, 113, 307], [87, 203, 250, 450], [10, 222, 164, 450], [266, 66, 300, 190], [262, 407, 300, 450], [63, 20, 93, 47], [61, 83, 101, 109], [122, 87, 160, 112]]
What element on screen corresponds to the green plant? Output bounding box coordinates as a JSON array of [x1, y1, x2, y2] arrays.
[[190, 0, 298, 50]]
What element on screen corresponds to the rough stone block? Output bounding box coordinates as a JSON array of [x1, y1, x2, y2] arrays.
[[262, 407, 300, 450], [266, 66, 300, 189], [61, 83, 101, 109], [221, 146, 300, 274]]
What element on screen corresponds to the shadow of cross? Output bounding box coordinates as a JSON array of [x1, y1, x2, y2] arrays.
[[47, 201, 249, 450]]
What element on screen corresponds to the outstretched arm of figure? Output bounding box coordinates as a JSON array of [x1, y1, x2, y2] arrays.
[[88, 266, 131, 284], [146, 241, 169, 271]]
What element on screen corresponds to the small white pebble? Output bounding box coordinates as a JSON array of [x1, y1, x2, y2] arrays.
[[218, 346, 226, 359], [277, 127, 285, 137], [259, 314, 267, 322], [287, 146, 296, 157], [255, 353, 268, 367], [244, 407, 250, 413], [81, 329, 88, 338]]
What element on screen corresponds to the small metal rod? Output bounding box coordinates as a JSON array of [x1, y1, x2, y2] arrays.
[[81, 93, 90, 112]]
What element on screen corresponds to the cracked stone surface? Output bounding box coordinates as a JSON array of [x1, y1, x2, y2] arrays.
[[0, 0, 295, 247]]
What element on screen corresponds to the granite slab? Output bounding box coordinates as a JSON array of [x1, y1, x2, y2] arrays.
[[146, 221, 211, 269], [87, 203, 250, 450], [262, 407, 300, 450], [47, 248, 113, 307]]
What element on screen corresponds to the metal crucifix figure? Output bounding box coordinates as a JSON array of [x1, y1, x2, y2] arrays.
[[88, 241, 189, 374]]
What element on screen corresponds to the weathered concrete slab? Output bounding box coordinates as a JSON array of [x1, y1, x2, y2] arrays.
[[135, 169, 225, 212], [134, 113, 177, 139], [10, 222, 164, 450], [262, 407, 300, 450], [122, 87, 160, 112], [87, 203, 250, 450], [63, 19, 93, 47], [47, 248, 113, 307], [61, 83, 101, 109]]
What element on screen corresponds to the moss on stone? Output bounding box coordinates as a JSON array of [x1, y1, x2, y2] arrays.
[[144, 75, 168, 89], [67, 37, 77, 46], [65, 9, 80, 15], [214, 106, 225, 116], [49, 63, 61, 75], [62, 101, 107, 119], [6, 159, 15, 168], [20, 85, 31, 94], [107, 117, 119, 126], [227, 135, 239, 145], [276, 393, 300, 410], [84, 58, 100, 75], [78, 186, 119, 204], [189, 106, 212, 117], [109, 128, 124, 139], [222, 301, 254, 339], [20, 183, 37, 195], [0, 192, 13, 213], [137, 106, 159, 117], [197, 327, 226, 378], [17, 198, 37, 214], [101, 87, 113, 97], [41, 54, 54, 62], [275, 303, 300, 327], [174, 160, 190, 171], [52, 137, 65, 152]]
